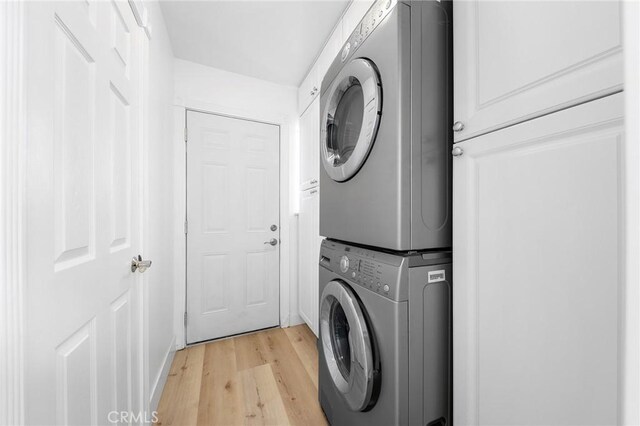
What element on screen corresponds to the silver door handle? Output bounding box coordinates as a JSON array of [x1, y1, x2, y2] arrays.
[[264, 238, 278, 246], [131, 255, 152, 273]]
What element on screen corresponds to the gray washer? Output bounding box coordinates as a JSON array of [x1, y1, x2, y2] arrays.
[[319, 0, 452, 251], [318, 239, 451, 426]]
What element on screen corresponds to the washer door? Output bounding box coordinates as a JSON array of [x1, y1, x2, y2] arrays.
[[320, 280, 378, 411], [321, 58, 381, 182]]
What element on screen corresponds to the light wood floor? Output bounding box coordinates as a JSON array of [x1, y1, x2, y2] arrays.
[[155, 325, 328, 426]]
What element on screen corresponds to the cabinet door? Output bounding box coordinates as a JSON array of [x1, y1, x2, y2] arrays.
[[342, 0, 375, 41], [298, 66, 319, 116], [299, 97, 320, 190], [453, 0, 623, 142], [299, 188, 320, 335], [453, 94, 624, 425]]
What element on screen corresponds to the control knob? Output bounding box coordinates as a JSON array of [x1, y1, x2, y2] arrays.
[[339, 255, 350, 273]]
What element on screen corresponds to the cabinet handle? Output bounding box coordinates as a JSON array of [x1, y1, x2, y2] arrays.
[[310, 189, 318, 194], [452, 121, 465, 132], [310, 86, 318, 96], [452, 146, 463, 157], [310, 179, 318, 184]]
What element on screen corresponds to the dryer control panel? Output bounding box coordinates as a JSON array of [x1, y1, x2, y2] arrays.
[[340, 0, 398, 63]]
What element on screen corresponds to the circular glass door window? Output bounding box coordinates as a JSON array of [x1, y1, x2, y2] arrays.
[[320, 280, 378, 411], [326, 80, 365, 167], [321, 58, 381, 182], [330, 301, 352, 380]]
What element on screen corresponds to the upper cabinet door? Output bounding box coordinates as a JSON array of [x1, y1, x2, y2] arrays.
[[298, 65, 319, 115], [453, 0, 623, 142], [299, 97, 320, 190]]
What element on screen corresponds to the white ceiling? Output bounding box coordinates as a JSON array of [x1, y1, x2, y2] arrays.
[[159, 0, 350, 87]]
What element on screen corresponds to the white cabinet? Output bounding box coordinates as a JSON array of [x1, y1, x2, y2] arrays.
[[298, 66, 319, 115], [453, 93, 624, 425], [299, 187, 321, 336], [453, 0, 623, 142], [299, 97, 320, 190], [342, 0, 375, 42]]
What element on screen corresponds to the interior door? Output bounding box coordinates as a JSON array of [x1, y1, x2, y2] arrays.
[[25, 1, 145, 424], [186, 111, 280, 344]]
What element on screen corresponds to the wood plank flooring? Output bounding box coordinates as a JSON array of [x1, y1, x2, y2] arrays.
[[155, 325, 328, 426]]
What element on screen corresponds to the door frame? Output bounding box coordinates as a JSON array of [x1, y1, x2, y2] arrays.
[[172, 99, 295, 349], [623, 1, 640, 423], [0, 2, 26, 424]]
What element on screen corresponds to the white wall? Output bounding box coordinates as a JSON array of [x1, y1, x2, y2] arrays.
[[144, 1, 176, 412], [173, 59, 303, 348]]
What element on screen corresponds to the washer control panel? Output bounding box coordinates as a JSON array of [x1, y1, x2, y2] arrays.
[[320, 240, 452, 303], [325, 244, 403, 301]]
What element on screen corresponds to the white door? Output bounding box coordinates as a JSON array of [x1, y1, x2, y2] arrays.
[[186, 111, 280, 344], [453, 0, 623, 142], [453, 93, 624, 425], [25, 1, 145, 424], [299, 187, 320, 336]]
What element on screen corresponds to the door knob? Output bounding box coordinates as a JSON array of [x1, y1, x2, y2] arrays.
[[131, 255, 152, 273], [452, 146, 464, 157], [264, 238, 278, 246]]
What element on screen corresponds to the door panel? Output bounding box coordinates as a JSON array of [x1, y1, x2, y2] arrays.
[[453, 93, 623, 425], [186, 111, 280, 344], [453, 0, 623, 142], [299, 97, 320, 190], [26, 1, 144, 424], [299, 187, 320, 336]]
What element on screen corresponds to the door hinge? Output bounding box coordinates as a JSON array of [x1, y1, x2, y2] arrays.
[[184, 312, 188, 326], [184, 219, 188, 234], [184, 126, 188, 143]]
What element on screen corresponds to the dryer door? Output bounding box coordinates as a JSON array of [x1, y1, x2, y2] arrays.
[[320, 280, 379, 411], [321, 58, 381, 182]]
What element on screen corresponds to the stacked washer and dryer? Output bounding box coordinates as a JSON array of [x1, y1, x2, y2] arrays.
[[316, 0, 452, 425]]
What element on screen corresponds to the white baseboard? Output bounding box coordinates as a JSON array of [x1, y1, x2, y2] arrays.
[[150, 336, 176, 412], [287, 313, 305, 327]]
